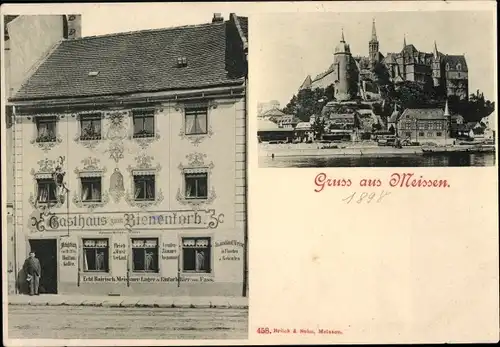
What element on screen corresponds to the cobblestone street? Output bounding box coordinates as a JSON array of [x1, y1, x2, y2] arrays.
[[8, 305, 248, 339]]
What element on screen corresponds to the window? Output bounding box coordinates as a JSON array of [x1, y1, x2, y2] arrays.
[[182, 237, 211, 273], [132, 238, 159, 272], [36, 178, 57, 203], [427, 132, 433, 137], [405, 132, 412, 137], [419, 132, 425, 137], [36, 117, 57, 142], [80, 114, 102, 140], [457, 64, 461, 71], [133, 174, 155, 201], [185, 172, 208, 199], [133, 111, 154, 138], [80, 177, 102, 202], [437, 132, 443, 137], [83, 239, 109, 272], [185, 106, 208, 135], [445, 63, 450, 71]]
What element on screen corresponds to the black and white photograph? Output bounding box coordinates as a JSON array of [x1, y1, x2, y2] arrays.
[[2, 8, 248, 340], [256, 11, 496, 168]]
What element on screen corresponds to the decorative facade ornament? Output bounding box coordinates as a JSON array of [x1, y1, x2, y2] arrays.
[[73, 157, 109, 210], [105, 110, 129, 140], [176, 152, 216, 209], [29, 157, 67, 212], [109, 168, 125, 203], [128, 108, 161, 150], [176, 101, 217, 146], [29, 116, 63, 153], [73, 111, 104, 150], [125, 154, 163, 209], [105, 141, 125, 163]]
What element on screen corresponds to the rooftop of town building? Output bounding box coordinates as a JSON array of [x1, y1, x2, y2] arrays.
[[10, 14, 248, 102]]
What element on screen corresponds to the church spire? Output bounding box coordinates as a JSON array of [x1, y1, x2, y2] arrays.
[[371, 18, 377, 42], [433, 40, 439, 59], [444, 99, 450, 117], [341, 27, 345, 42], [403, 34, 407, 48]]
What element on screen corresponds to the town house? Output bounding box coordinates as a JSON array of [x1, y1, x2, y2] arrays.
[[8, 13, 248, 296]]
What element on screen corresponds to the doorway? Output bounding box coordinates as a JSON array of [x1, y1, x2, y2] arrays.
[[28, 239, 58, 294]]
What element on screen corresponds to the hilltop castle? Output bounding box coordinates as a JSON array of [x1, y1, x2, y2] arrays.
[[299, 20, 469, 101]]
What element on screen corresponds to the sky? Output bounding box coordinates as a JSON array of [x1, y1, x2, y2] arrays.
[[81, 7, 246, 37], [253, 11, 496, 107]]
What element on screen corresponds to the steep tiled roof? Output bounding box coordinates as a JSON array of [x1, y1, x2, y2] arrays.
[[261, 108, 287, 118], [400, 108, 445, 120], [313, 64, 335, 82], [299, 75, 312, 90], [444, 55, 468, 71], [12, 15, 247, 101]]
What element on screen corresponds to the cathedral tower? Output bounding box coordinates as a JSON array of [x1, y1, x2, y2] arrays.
[[432, 41, 442, 88], [333, 29, 358, 101], [369, 19, 379, 67]]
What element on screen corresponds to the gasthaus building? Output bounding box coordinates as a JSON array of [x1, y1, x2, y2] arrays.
[[8, 13, 248, 296]]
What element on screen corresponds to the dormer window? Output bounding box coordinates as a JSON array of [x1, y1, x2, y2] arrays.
[[177, 57, 188, 67], [445, 63, 450, 71], [88, 71, 99, 77], [456, 63, 462, 71]]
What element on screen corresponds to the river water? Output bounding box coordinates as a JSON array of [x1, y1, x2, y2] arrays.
[[260, 152, 496, 168]]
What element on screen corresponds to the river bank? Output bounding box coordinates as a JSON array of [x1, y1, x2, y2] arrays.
[[259, 143, 496, 158]]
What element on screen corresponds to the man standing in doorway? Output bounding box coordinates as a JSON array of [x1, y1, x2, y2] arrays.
[[23, 251, 41, 295]]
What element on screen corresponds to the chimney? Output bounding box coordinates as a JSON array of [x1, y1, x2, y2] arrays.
[[212, 13, 224, 23], [64, 14, 82, 39]]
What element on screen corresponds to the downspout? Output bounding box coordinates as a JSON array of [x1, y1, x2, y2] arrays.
[[12, 106, 18, 294], [242, 75, 248, 298]]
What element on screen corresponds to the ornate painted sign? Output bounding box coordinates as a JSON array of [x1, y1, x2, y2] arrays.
[[28, 209, 224, 233]]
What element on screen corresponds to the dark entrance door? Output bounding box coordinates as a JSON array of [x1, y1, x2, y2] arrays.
[[29, 239, 58, 294]]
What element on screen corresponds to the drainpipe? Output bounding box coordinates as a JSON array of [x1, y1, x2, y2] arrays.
[[242, 77, 248, 298], [12, 107, 18, 294]]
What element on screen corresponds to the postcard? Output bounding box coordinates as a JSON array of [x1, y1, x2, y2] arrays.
[[2, 1, 499, 346]]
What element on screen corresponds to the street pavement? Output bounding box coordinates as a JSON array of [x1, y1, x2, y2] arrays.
[[7, 305, 248, 339]]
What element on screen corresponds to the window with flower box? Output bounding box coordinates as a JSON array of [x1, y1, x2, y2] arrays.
[[132, 110, 155, 138], [36, 117, 57, 143], [80, 114, 102, 140]]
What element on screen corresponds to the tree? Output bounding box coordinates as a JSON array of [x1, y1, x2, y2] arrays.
[[312, 116, 326, 140], [282, 85, 335, 122], [372, 62, 391, 86]]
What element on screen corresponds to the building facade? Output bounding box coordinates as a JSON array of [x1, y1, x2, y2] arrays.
[[8, 14, 248, 296], [396, 108, 450, 143], [4, 14, 82, 294]]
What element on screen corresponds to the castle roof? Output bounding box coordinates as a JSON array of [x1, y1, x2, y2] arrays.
[[443, 55, 468, 71], [334, 29, 351, 54], [312, 63, 335, 82], [11, 14, 248, 101], [299, 75, 312, 90]]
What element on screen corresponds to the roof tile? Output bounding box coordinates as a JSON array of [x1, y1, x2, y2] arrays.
[[12, 17, 247, 101]]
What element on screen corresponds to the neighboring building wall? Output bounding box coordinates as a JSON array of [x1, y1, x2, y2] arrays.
[[13, 96, 245, 296], [5, 14, 81, 294], [6, 15, 69, 97]]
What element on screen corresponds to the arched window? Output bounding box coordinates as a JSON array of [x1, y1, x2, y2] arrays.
[[445, 63, 450, 71], [456, 63, 462, 71]]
